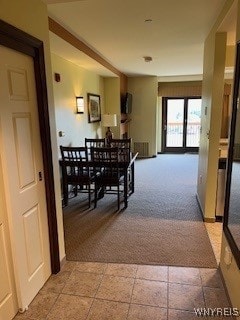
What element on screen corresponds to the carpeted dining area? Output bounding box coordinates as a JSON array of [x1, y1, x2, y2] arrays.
[[63, 154, 217, 268]]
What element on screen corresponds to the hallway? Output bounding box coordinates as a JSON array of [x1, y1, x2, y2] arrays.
[[13, 211, 228, 320], [13, 155, 230, 320], [14, 261, 231, 320], [63, 154, 217, 268]]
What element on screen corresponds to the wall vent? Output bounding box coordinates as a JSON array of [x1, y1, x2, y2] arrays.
[[133, 142, 149, 158]]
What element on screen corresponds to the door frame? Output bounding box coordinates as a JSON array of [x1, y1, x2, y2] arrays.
[[162, 96, 201, 153], [0, 19, 60, 273]]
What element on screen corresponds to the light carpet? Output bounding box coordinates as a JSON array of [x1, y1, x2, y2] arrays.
[[63, 154, 217, 268]]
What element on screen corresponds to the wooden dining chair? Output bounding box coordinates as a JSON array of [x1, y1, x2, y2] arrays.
[[109, 138, 132, 150], [85, 138, 106, 149], [109, 138, 132, 193], [60, 146, 94, 208], [91, 147, 124, 210], [85, 138, 106, 161]]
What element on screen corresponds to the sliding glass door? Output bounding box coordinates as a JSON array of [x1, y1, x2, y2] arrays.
[[162, 97, 201, 152]]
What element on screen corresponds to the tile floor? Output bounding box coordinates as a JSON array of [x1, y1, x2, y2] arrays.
[[205, 221, 223, 264], [14, 260, 233, 320], [14, 222, 229, 320]]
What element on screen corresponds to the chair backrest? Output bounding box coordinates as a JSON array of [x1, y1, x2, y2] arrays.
[[110, 138, 132, 162], [110, 138, 132, 149], [60, 146, 88, 162], [91, 147, 120, 178], [60, 146, 89, 182], [85, 138, 106, 149]]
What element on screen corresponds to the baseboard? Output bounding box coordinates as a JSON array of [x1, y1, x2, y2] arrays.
[[137, 155, 156, 159], [196, 194, 216, 223], [215, 215, 223, 222], [204, 217, 216, 223], [60, 255, 66, 270], [196, 193, 204, 221]]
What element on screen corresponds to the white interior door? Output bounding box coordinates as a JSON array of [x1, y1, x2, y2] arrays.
[[0, 159, 18, 320], [0, 45, 51, 313]]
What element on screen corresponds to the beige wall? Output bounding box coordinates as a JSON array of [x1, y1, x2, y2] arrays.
[[220, 0, 240, 313], [221, 235, 240, 313], [52, 55, 123, 150], [197, 32, 227, 220], [194, 1, 240, 311], [52, 53, 105, 156], [0, 0, 65, 260], [103, 77, 121, 139], [226, 45, 236, 67], [128, 76, 158, 156], [196, 0, 235, 220]]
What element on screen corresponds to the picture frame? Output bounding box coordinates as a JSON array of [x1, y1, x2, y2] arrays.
[[87, 93, 101, 123]]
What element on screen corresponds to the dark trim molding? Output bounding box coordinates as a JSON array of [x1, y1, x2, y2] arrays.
[[49, 17, 126, 79], [196, 193, 216, 223], [204, 217, 216, 223], [162, 96, 201, 154], [195, 194, 216, 223], [162, 97, 167, 152], [196, 194, 205, 221], [48, 17, 128, 121], [0, 19, 60, 273], [223, 40, 240, 269]]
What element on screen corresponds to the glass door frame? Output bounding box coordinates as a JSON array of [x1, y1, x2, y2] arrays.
[[162, 96, 201, 153]]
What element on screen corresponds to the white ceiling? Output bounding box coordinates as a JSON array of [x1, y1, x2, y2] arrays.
[[46, 0, 236, 78]]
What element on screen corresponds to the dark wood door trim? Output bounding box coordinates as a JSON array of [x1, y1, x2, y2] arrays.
[[162, 96, 200, 153], [161, 97, 167, 152], [183, 98, 188, 148], [0, 19, 60, 273], [223, 41, 240, 269]]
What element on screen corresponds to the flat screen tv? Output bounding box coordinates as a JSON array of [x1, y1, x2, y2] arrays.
[[121, 92, 132, 114]]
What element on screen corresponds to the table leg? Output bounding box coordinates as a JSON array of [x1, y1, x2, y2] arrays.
[[124, 169, 128, 208], [98, 186, 105, 199], [131, 162, 135, 194], [63, 182, 68, 206]]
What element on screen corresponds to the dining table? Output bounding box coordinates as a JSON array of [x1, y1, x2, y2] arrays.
[[60, 151, 138, 208]]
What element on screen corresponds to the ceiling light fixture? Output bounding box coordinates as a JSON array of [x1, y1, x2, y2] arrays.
[[144, 19, 153, 23], [143, 56, 153, 62]]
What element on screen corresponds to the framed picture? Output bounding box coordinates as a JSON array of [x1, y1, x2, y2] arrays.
[[87, 93, 101, 123]]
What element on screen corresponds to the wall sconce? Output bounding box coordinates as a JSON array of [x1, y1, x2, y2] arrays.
[[76, 96, 84, 114]]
